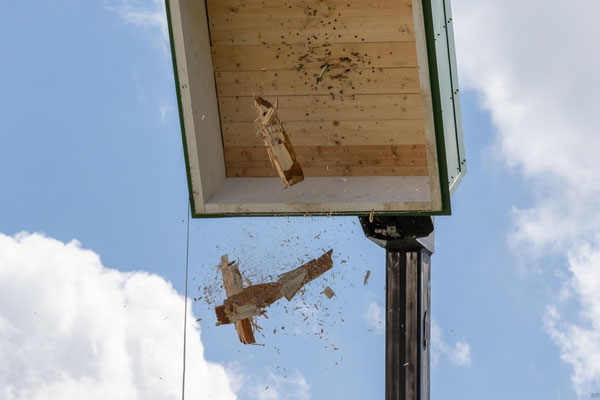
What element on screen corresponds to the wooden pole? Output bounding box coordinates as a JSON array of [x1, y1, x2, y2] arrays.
[[385, 248, 430, 400], [359, 216, 433, 400]]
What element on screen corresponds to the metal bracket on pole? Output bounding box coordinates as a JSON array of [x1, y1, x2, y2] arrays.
[[359, 216, 434, 400]]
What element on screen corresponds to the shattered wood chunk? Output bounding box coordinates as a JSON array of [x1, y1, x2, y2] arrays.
[[215, 250, 334, 326], [219, 255, 256, 344], [322, 286, 335, 299], [278, 249, 334, 301], [363, 270, 371, 286], [216, 282, 282, 325], [254, 96, 304, 188]]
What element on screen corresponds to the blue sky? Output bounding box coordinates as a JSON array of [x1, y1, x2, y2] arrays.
[[1, 1, 599, 399]]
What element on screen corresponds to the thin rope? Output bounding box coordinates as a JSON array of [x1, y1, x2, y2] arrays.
[[181, 200, 190, 400]]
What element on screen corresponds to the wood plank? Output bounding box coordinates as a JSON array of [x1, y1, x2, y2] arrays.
[[224, 145, 427, 167], [211, 42, 419, 71], [219, 94, 424, 122], [404, 252, 419, 399], [219, 255, 255, 344], [215, 68, 420, 96], [222, 120, 426, 147], [208, 16, 414, 46], [206, 0, 413, 16], [215, 250, 334, 325], [252, 96, 304, 187], [226, 165, 429, 177]]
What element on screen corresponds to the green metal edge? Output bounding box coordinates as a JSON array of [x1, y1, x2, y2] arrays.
[[442, 0, 467, 195], [165, 0, 454, 218], [164, 0, 198, 217], [422, 0, 452, 216]]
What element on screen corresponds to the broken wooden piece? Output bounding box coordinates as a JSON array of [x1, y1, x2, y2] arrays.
[[215, 249, 333, 326], [219, 255, 256, 344], [253, 96, 304, 188], [322, 286, 335, 299], [363, 270, 371, 286]]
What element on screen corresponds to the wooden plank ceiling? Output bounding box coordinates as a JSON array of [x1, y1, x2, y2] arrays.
[[206, 0, 428, 178]]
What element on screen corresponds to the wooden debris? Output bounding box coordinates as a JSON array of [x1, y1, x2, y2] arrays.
[[219, 255, 256, 344], [215, 250, 333, 326], [322, 286, 335, 299], [369, 209, 375, 223], [363, 270, 371, 286], [253, 96, 304, 188]]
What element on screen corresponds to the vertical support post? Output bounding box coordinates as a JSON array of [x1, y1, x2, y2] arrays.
[[359, 215, 433, 400], [385, 247, 431, 400]]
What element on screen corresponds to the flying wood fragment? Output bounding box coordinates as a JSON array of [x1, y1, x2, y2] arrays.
[[322, 286, 335, 299], [254, 96, 304, 188], [215, 250, 334, 326], [363, 270, 371, 286], [219, 255, 256, 344]]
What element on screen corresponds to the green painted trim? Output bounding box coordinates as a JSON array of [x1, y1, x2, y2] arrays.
[[164, 0, 198, 216], [189, 208, 451, 219], [422, 0, 452, 215]]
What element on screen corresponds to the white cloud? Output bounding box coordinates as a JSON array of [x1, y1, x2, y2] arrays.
[[110, 0, 168, 41], [363, 298, 384, 334], [159, 100, 173, 124], [431, 319, 471, 368], [106, 0, 169, 55], [544, 241, 600, 397], [452, 0, 600, 394], [0, 232, 236, 400], [226, 364, 310, 400], [453, 0, 600, 252]]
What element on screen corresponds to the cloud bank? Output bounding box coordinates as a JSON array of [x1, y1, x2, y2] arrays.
[[0, 232, 236, 400], [431, 319, 471, 368], [453, 0, 600, 395]]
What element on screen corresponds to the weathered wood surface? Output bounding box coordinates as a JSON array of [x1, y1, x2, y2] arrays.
[[222, 120, 426, 148], [216, 68, 420, 96], [253, 96, 304, 187], [215, 250, 333, 326], [205, 0, 430, 180], [211, 42, 418, 71], [219, 255, 256, 344], [221, 94, 424, 122]]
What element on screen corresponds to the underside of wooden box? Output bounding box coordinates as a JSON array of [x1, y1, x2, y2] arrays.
[[167, 0, 448, 216]]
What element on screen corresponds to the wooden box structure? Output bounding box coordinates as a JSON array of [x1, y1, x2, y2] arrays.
[[166, 0, 465, 217]]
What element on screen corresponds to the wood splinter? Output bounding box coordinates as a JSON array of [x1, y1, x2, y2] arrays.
[[253, 96, 304, 188], [218, 255, 256, 344], [215, 249, 334, 327]]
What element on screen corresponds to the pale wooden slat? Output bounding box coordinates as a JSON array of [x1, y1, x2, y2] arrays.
[[209, 16, 414, 46], [226, 165, 429, 177], [211, 42, 418, 72], [224, 145, 427, 167], [219, 94, 424, 122], [222, 120, 426, 147], [206, 0, 413, 16], [215, 68, 420, 96]]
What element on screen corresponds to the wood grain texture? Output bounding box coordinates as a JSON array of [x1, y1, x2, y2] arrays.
[[224, 145, 428, 177], [206, 0, 414, 45], [225, 145, 426, 165], [215, 68, 420, 96], [226, 165, 429, 177], [208, 18, 414, 46], [222, 120, 426, 147], [207, 0, 429, 179], [219, 94, 424, 122], [211, 42, 419, 71], [206, 0, 413, 16], [219, 255, 255, 344]]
